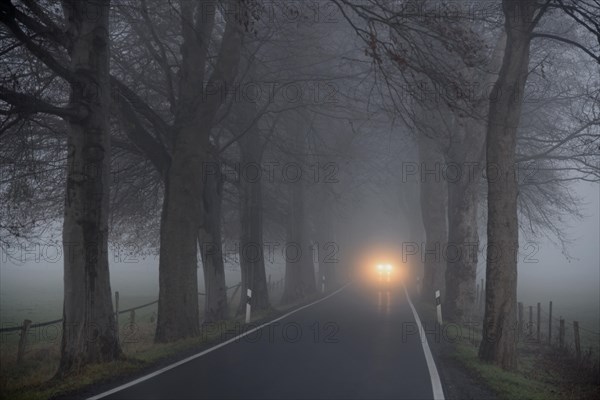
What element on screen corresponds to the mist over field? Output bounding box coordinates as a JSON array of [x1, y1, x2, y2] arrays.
[[2, 180, 597, 330]]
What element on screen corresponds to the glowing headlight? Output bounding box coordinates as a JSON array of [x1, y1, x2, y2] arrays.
[[377, 264, 383, 271], [386, 264, 392, 272]]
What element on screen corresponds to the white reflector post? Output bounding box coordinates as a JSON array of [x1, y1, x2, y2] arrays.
[[245, 289, 252, 323], [435, 290, 443, 325], [321, 275, 326, 293]]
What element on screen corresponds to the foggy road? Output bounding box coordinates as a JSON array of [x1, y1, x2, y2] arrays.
[[90, 285, 443, 400]]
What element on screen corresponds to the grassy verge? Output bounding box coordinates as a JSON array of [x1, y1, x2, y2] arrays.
[[444, 322, 599, 400], [451, 342, 561, 400]]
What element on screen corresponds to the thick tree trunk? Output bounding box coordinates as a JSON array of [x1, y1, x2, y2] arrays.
[[155, 132, 204, 342], [281, 177, 316, 303], [316, 190, 335, 292], [199, 165, 228, 323], [444, 118, 485, 322], [155, 0, 244, 341], [479, 0, 536, 370], [237, 128, 270, 315], [444, 160, 481, 322], [444, 35, 505, 323], [58, 0, 121, 375], [417, 135, 448, 303]]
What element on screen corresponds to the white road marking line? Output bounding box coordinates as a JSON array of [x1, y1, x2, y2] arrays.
[[404, 285, 446, 400], [87, 283, 351, 400]]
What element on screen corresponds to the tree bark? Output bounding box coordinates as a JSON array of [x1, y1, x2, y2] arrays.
[[417, 135, 448, 303], [155, 129, 204, 342], [479, 0, 536, 370], [199, 158, 228, 323], [237, 123, 270, 315], [155, 0, 244, 341], [58, 0, 121, 375], [444, 120, 484, 322], [444, 163, 480, 322], [315, 189, 336, 292], [281, 174, 316, 303]]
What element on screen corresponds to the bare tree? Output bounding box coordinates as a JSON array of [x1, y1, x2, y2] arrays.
[[480, 0, 599, 369], [0, 0, 122, 375]]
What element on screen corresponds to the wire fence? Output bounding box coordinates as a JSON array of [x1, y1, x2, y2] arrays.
[[472, 283, 600, 372], [0, 285, 243, 334], [1, 278, 289, 365]]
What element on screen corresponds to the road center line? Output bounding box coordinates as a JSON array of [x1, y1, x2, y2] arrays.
[[87, 283, 351, 400], [403, 285, 446, 400]]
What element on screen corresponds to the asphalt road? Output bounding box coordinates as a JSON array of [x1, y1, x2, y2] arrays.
[[97, 284, 440, 399]]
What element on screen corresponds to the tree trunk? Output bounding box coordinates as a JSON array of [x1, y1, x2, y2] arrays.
[[155, 130, 204, 342], [444, 118, 485, 322], [479, 0, 536, 370], [237, 126, 270, 315], [444, 158, 481, 322], [155, 0, 244, 341], [281, 176, 316, 303], [316, 190, 335, 292], [417, 135, 448, 303], [58, 0, 121, 376], [199, 157, 228, 323]]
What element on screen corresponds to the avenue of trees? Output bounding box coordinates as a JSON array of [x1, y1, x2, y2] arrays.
[[1, 0, 598, 376]]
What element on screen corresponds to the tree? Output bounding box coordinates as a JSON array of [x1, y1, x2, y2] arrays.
[[479, 0, 599, 369], [154, 0, 246, 341], [235, 102, 271, 315], [0, 0, 122, 375], [417, 133, 448, 299], [281, 113, 317, 303], [479, 0, 538, 370]]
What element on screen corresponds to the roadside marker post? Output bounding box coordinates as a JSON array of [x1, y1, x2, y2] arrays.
[[435, 290, 442, 325], [321, 275, 326, 293], [245, 289, 252, 323]]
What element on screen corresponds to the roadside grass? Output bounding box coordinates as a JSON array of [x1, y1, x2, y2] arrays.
[[0, 287, 321, 400], [452, 342, 560, 400], [444, 321, 599, 400]]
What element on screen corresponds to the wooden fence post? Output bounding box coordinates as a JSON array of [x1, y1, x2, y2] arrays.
[[548, 301, 553, 345], [130, 309, 135, 325], [535, 303, 542, 343], [518, 302, 524, 337], [528, 305, 533, 337], [573, 321, 581, 361], [559, 317, 565, 348], [17, 319, 32, 365]]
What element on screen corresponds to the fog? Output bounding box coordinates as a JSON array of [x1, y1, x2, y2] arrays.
[[2, 182, 597, 326], [1, 0, 599, 398]]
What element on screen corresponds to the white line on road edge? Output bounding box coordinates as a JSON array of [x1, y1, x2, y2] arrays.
[[403, 285, 446, 400], [87, 283, 351, 400]]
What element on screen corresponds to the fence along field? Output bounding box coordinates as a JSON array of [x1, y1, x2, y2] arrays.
[[0, 278, 286, 367], [473, 280, 600, 372]]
